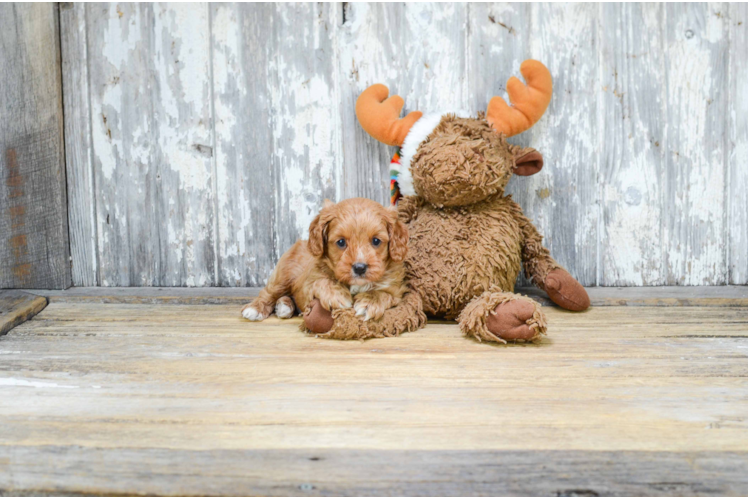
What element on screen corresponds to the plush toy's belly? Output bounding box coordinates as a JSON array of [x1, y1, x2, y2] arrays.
[[404, 198, 524, 319]]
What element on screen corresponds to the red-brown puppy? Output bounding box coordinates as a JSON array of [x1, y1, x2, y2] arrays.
[[241, 198, 408, 323]]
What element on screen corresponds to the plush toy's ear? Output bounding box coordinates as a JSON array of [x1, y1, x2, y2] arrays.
[[308, 206, 334, 257], [386, 206, 409, 262], [513, 150, 544, 176]]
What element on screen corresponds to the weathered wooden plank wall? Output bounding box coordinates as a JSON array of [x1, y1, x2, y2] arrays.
[[729, 3, 748, 285], [1, 3, 71, 289], [59, 2, 748, 287]]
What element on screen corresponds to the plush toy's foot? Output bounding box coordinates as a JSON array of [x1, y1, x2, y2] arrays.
[[486, 300, 543, 340], [458, 288, 547, 343], [303, 299, 334, 334], [544, 268, 590, 311], [301, 292, 427, 340]]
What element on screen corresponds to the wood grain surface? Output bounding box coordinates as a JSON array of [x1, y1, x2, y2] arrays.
[[0, 290, 47, 336], [82, 3, 217, 287], [728, 3, 748, 285], [1, 3, 71, 289], [1, 300, 747, 494], [58, 3, 748, 288], [60, 3, 97, 287]]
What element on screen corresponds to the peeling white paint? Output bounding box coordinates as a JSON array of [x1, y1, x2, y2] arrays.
[[663, 3, 727, 285], [270, 3, 340, 243], [599, 4, 666, 286]]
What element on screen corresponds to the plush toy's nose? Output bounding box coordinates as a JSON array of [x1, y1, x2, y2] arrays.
[[352, 263, 368, 276]]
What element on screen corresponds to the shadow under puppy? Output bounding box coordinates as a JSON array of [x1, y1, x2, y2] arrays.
[[242, 198, 409, 328]]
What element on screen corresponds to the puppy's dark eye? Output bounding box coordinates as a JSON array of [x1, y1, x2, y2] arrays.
[[336, 238, 346, 249], [372, 237, 381, 247]]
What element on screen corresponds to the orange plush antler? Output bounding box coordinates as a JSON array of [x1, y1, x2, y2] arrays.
[[355, 84, 423, 146], [486, 60, 552, 137]]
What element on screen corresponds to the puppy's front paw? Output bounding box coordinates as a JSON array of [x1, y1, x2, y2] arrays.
[[353, 294, 392, 321], [354, 300, 384, 321], [275, 297, 295, 319], [241, 305, 266, 321], [318, 289, 353, 311]]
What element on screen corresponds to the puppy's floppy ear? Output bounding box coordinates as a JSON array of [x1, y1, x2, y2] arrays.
[[386, 206, 409, 262], [308, 214, 324, 257], [308, 205, 334, 257]]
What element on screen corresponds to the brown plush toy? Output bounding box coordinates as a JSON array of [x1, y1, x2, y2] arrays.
[[304, 59, 590, 342]]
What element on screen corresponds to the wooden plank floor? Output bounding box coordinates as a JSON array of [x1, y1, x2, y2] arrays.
[[1, 292, 747, 495]]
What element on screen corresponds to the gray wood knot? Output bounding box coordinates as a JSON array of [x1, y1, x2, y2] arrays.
[[192, 144, 213, 157], [624, 187, 642, 206]]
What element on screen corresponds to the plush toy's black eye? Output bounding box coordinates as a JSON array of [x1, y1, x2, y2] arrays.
[[336, 238, 346, 249], [372, 237, 381, 247]]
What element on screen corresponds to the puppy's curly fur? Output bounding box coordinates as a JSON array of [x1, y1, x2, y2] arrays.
[[241, 198, 409, 323]]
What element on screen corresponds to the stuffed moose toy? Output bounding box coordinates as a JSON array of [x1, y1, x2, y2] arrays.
[[303, 59, 590, 342]]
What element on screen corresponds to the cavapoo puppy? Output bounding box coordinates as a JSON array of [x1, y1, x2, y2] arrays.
[[241, 197, 409, 323]]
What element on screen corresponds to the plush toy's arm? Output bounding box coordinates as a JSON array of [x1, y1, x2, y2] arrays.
[[396, 195, 421, 223], [515, 209, 561, 288], [510, 200, 590, 312]]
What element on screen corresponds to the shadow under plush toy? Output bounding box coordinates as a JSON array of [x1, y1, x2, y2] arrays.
[[303, 59, 590, 342]]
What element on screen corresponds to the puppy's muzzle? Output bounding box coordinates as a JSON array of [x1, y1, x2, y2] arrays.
[[352, 262, 368, 277]]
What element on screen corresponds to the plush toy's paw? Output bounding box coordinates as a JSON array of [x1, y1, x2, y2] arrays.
[[544, 269, 590, 311], [303, 299, 334, 334], [458, 289, 546, 343], [486, 300, 541, 341]]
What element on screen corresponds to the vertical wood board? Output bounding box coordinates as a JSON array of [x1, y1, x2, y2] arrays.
[[0, 3, 71, 289], [599, 4, 667, 286], [86, 3, 215, 286], [211, 3, 277, 287], [728, 4, 748, 284], [61, 2, 98, 286], [86, 3, 162, 286], [663, 3, 729, 285]]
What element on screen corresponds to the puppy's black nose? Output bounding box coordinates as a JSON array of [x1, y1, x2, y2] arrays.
[[352, 263, 368, 276]]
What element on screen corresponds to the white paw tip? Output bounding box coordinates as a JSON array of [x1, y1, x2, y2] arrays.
[[275, 302, 294, 319], [355, 305, 367, 317], [242, 307, 263, 321]]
